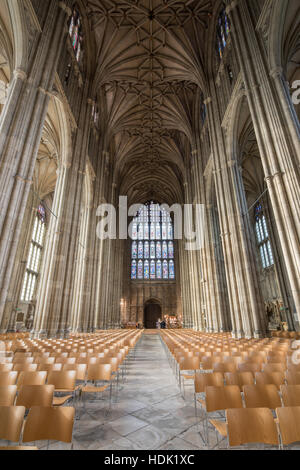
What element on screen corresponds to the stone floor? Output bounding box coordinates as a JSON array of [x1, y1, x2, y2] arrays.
[[2, 333, 298, 450]]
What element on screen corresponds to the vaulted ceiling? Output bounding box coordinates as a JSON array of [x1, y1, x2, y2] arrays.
[[86, 0, 213, 204]]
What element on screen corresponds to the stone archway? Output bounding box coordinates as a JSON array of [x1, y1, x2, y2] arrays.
[[144, 299, 162, 329]]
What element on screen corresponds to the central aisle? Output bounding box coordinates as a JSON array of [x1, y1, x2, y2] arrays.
[[73, 333, 204, 450]]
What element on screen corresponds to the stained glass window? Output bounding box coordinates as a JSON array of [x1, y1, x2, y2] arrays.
[[150, 261, 156, 280], [21, 205, 46, 302], [216, 7, 230, 62], [150, 241, 156, 259], [138, 241, 143, 259], [163, 260, 168, 280], [156, 242, 162, 259], [130, 202, 175, 280], [132, 242, 137, 259], [169, 261, 175, 280], [131, 260, 137, 279], [144, 261, 150, 279], [138, 260, 143, 279], [255, 203, 274, 269], [156, 260, 162, 279], [162, 242, 168, 259], [68, 8, 83, 63]]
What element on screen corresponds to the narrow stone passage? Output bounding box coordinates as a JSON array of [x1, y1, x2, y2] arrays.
[[71, 333, 204, 450]]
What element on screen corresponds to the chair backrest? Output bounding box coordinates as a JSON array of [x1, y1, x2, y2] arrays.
[[0, 363, 13, 372], [0, 371, 18, 386], [62, 364, 87, 381], [37, 363, 62, 372], [180, 356, 201, 372], [23, 406, 75, 443], [194, 372, 224, 393], [276, 406, 300, 445], [205, 385, 243, 413], [280, 385, 300, 407], [243, 384, 281, 409], [255, 372, 285, 390], [35, 357, 55, 365], [87, 364, 112, 382], [238, 363, 262, 373], [286, 371, 300, 385], [17, 371, 47, 389], [16, 385, 55, 408], [13, 364, 38, 372], [224, 372, 254, 391], [47, 371, 76, 390], [263, 363, 286, 374], [55, 357, 76, 364], [13, 357, 34, 364], [226, 408, 279, 447], [0, 385, 17, 406], [213, 362, 237, 374], [0, 406, 25, 442]]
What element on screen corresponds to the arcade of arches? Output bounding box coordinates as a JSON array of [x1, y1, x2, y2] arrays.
[[0, 0, 299, 341]]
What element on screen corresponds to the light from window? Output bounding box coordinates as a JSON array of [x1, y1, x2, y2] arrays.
[[216, 7, 230, 61], [68, 8, 83, 63], [21, 206, 46, 302], [255, 203, 274, 269]]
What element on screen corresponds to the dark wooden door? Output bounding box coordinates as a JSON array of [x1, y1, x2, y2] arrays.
[[144, 304, 162, 329]]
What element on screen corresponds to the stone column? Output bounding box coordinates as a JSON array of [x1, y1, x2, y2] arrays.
[[0, 1, 71, 329], [33, 82, 93, 337], [206, 87, 266, 338], [227, 0, 300, 320]]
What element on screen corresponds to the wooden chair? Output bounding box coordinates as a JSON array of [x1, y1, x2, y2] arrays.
[[204, 385, 243, 447], [47, 370, 77, 406], [13, 357, 34, 364], [81, 364, 113, 410], [194, 372, 224, 416], [0, 406, 25, 443], [243, 384, 282, 409], [16, 385, 55, 408], [0, 385, 17, 406], [280, 385, 300, 407], [17, 371, 47, 390], [276, 406, 300, 448], [255, 372, 285, 390], [226, 408, 279, 448], [0, 371, 18, 386], [22, 406, 75, 448]]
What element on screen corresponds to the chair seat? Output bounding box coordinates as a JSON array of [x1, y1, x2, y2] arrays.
[[182, 374, 195, 380], [209, 419, 228, 437], [81, 385, 109, 393], [53, 395, 73, 406]]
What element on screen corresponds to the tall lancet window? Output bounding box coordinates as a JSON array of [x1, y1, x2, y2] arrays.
[[68, 7, 83, 62], [216, 7, 230, 61], [131, 202, 175, 281], [21, 204, 46, 302], [255, 203, 274, 269]]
